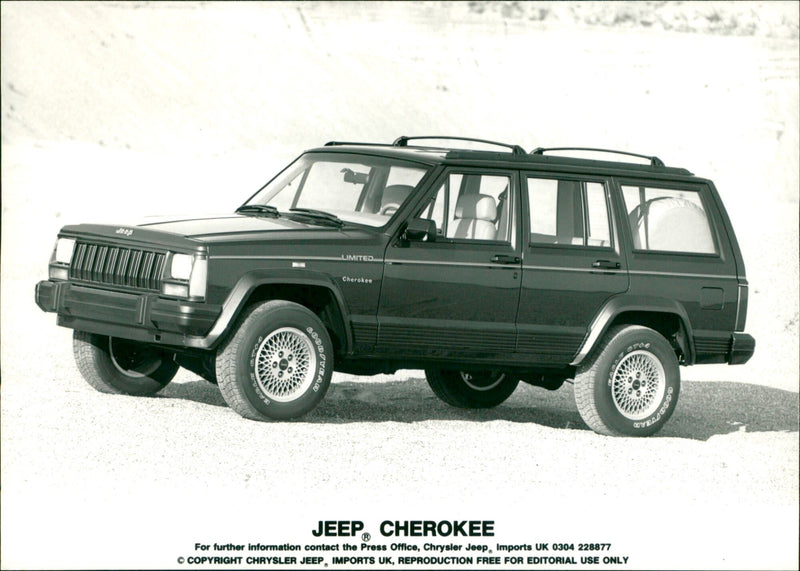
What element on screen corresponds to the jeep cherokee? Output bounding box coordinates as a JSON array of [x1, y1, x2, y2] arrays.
[[35, 136, 755, 436]]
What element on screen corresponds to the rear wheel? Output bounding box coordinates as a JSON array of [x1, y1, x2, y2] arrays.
[[425, 369, 519, 409], [574, 325, 680, 436], [216, 300, 333, 421], [73, 331, 178, 395]]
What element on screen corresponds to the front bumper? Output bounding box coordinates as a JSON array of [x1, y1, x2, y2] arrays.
[[36, 280, 222, 348]]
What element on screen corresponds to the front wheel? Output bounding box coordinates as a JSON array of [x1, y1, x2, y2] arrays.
[[425, 369, 519, 409], [73, 331, 178, 395], [216, 300, 333, 421], [574, 325, 680, 436]]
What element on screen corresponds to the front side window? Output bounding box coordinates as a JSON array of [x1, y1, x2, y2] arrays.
[[527, 177, 612, 248], [417, 172, 514, 243], [245, 153, 430, 227], [620, 185, 716, 254]]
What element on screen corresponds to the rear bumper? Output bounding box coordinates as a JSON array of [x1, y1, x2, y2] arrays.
[[728, 332, 756, 365], [36, 280, 222, 348]]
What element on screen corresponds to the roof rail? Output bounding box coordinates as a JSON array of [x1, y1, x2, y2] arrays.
[[394, 136, 526, 156], [531, 147, 665, 168], [324, 141, 394, 148]]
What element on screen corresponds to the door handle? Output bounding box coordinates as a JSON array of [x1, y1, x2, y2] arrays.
[[592, 259, 621, 269], [491, 254, 520, 265]]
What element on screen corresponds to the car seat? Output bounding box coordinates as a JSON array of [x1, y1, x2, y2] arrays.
[[452, 194, 497, 240]]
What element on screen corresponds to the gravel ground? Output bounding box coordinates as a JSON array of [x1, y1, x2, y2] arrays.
[[2, 270, 798, 570]]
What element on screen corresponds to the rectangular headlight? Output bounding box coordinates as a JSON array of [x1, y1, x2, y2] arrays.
[[54, 238, 76, 264], [162, 252, 207, 300], [170, 253, 194, 280]]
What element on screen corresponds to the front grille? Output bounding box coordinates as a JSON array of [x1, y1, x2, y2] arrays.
[[70, 242, 166, 291]]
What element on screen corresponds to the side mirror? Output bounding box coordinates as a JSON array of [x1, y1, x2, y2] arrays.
[[404, 218, 436, 242]]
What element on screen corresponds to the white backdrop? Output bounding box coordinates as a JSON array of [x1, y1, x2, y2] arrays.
[[2, 2, 798, 570]]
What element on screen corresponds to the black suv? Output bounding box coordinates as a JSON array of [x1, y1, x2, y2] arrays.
[[36, 136, 755, 436]]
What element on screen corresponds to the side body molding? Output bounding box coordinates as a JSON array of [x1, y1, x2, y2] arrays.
[[570, 294, 695, 366], [200, 269, 352, 352]]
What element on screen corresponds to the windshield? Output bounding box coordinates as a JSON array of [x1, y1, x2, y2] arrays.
[[242, 152, 430, 227]]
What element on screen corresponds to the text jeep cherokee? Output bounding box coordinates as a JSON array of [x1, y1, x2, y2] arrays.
[[35, 136, 755, 436]]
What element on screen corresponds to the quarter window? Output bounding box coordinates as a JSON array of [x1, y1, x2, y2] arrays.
[[527, 177, 611, 248], [620, 185, 716, 254]]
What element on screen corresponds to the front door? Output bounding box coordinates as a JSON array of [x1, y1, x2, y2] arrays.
[[517, 173, 629, 364], [376, 169, 522, 362]]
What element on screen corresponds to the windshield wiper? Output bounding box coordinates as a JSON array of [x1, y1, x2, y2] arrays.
[[287, 208, 345, 228], [235, 204, 280, 218]]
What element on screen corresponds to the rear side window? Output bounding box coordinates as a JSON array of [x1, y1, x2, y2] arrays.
[[620, 185, 716, 254], [527, 177, 611, 248]]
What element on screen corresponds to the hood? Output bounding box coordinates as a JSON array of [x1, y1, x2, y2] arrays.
[[58, 213, 364, 254], [137, 213, 316, 239]]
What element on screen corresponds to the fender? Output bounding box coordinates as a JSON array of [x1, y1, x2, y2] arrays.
[[570, 294, 696, 366], [199, 269, 353, 352]]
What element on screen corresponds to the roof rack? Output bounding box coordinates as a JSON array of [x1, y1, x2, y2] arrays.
[[530, 147, 665, 168], [394, 136, 527, 156], [324, 141, 395, 148]]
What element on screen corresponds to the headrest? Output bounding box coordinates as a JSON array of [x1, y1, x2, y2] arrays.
[[455, 194, 496, 222], [382, 184, 414, 204]]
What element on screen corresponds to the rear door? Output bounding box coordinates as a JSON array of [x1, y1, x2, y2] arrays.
[[517, 173, 629, 363]]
